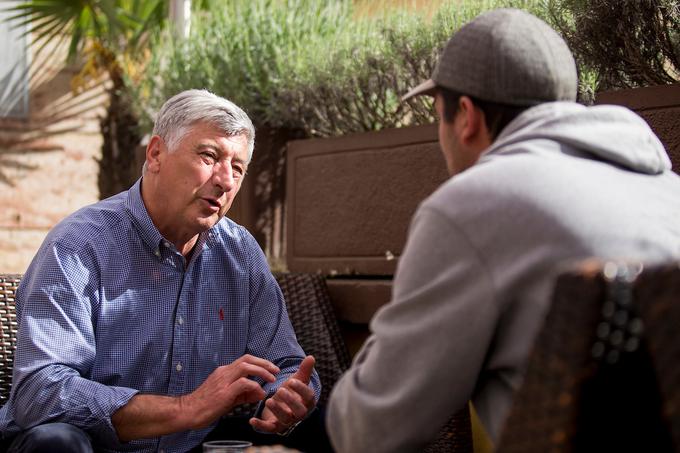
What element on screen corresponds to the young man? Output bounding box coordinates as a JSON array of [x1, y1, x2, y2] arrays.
[[327, 8, 680, 452], [0, 90, 320, 452]]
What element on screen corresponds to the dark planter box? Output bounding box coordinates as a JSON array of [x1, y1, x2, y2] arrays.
[[284, 83, 680, 329], [286, 123, 448, 276]]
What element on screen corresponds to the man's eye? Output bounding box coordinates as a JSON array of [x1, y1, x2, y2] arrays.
[[233, 165, 245, 176], [201, 153, 217, 163]]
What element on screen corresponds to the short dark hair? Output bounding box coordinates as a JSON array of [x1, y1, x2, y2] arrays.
[[439, 87, 529, 140]]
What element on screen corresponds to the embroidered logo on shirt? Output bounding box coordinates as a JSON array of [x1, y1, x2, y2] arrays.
[[219, 307, 224, 321]]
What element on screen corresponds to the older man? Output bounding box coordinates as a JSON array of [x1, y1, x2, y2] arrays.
[[327, 8, 680, 452], [0, 90, 321, 452]]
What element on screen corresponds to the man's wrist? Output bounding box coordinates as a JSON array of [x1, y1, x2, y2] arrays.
[[277, 420, 302, 437], [277, 406, 316, 437], [175, 394, 200, 430]]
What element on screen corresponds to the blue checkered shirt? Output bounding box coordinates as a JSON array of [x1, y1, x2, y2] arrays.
[[0, 179, 320, 452]]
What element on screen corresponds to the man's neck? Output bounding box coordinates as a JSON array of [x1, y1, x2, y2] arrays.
[[140, 176, 200, 259], [176, 236, 199, 259]]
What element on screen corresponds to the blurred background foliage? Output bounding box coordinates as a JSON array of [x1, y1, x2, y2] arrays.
[[5, 0, 679, 196], [547, 0, 679, 92], [132, 0, 561, 138], [4, 0, 170, 198]]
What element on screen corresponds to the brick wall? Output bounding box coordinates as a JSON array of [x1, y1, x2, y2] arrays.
[[0, 45, 108, 273]]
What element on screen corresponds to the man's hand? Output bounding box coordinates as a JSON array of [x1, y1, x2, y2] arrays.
[[112, 354, 280, 441], [249, 355, 316, 434], [179, 354, 280, 430]]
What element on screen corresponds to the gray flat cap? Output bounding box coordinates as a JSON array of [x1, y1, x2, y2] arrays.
[[403, 8, 578, 106]]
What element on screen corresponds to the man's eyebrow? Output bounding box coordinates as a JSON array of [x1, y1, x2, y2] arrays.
[[233, 156, 248, 166], [195, 143, 248, 165], [195, 143, 220, 152]]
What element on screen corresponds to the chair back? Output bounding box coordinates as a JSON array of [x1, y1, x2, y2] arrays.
[[0, 274, 20, 403], [423, 410, 474, 453], [497, 261, 680, 452], [274, 273, 351, 406]]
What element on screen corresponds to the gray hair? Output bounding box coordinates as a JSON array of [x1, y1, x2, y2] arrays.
[[149, 89, 255, 166]]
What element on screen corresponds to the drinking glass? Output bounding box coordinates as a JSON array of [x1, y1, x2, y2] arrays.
[[202, 440, 253, 452]]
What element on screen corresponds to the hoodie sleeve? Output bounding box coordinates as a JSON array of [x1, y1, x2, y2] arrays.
[[327, 206, 499, 453]]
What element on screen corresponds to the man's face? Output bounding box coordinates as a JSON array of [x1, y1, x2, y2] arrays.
[[154, 122, 249, 236]]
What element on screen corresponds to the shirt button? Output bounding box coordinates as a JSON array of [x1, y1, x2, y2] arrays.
[[176, 362, 183, 372], [177, 316, 184, 325], [154, 249, 161, 257], [164, 241, 171, 248]]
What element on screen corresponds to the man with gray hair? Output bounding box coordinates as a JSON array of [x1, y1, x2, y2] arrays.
[[327, 8, 680, 452], [0, 90, 322, 452]]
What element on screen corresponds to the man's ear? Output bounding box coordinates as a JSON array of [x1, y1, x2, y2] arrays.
[[145, 135, 164, 173], [458, 96, 486, 145]]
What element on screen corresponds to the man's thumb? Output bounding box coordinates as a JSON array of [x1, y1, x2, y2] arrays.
[[292, 355, 315, 384]]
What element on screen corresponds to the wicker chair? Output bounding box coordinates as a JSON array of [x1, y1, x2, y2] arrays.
[[0, 274, 20, 404], [274, 273, 352, 407], [497, 261, 680, 453]]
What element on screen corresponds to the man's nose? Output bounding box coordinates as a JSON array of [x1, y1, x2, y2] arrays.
[[213, 161, 235, 191]]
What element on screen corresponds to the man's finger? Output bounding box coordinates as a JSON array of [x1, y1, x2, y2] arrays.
[[265, 397, 296, 425], [274, 387, 308, 419], [238, 354, 280, 374], [285, 379, 316, 410], [240, 363, 277, 383], [229, 377, 267, 399], [249, 417, 279, 433], [291, 355, 315, 384]]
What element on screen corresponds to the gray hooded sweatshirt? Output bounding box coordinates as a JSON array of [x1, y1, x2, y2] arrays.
[[327, 102, 680, 452]]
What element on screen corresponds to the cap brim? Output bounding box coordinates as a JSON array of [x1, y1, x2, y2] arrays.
[[401, 79, 437, 101]]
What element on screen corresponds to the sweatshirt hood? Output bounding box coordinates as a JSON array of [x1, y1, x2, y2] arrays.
[[484, 102, 670, 174]]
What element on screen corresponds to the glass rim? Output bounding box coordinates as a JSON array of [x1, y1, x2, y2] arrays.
[[203, 440, 253, 447]]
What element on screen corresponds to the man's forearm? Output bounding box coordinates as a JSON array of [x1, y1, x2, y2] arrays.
[[111, 394, 194, 442], [111, 359, 276, 442]]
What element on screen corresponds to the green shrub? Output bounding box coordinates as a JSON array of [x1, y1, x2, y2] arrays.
[[269, 0, 553, 136], [133, 0, 355, 132], [132, 0, 596, 138]]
